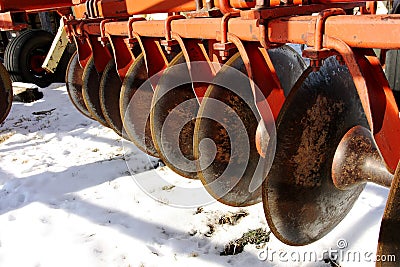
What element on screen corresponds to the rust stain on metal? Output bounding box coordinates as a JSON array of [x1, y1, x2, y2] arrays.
[[332, 126, 393, 190], [293, 95, 343, 187]]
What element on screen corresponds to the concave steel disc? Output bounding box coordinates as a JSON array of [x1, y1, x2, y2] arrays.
[[66, 51, 93, 120], [194, 45, 306, 207], [150, 53, 201, 179], [120, 54, 159, 157], [263, 56, 369, 246], [269, 45, 307, 97], [0, 63, 12, 124], [82, 56, 109, 127], [99, 58, 123, 136], [376, 161, 400, 267]]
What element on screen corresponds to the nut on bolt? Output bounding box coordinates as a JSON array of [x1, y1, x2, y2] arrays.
[[310, 59, 323, 71], [160, 39, 178, 54], [124, 38, 137, 49], [98, 36, 108, 46], [213, 42, 237, 61], [302, 47, 337, 71]]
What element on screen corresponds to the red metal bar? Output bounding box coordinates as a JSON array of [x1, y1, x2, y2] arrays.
[[94, 18, 260, 41], [87, 14, 400, 50], [0, 0, 72, 12], [268, 15, 400, 49]]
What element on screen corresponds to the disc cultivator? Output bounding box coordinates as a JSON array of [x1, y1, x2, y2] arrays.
[[40, 0, 400, 264]]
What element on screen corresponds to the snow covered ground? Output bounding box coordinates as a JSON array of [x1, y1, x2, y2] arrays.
[[0, 83, 392, 267]]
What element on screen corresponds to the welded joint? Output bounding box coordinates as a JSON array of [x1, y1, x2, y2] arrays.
[[303, 8, 346, 71], [161, 15, 185, 54]]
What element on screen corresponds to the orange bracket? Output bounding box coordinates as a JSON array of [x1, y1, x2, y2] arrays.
[[213, 13, 239, 60], [160, 15, 185, 54], [126, 17, 146, 48], [99, 19, 115, 46], [302, 8, 345, 70]]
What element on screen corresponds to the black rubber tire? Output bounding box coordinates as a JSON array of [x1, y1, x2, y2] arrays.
[[385, 0, 400, 106], [4, 29, 54, 88]]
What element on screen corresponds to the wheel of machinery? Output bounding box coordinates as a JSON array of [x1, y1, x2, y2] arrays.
[[4, 29, 54, 88]]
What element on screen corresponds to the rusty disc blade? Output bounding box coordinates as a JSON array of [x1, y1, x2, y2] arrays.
[[268, 45, 307, 97], [120, 54, 159, 157], [0, 63, 12, 124], [194, 46, 306, 207], [150, 53, 200, 179], [82, 56, 109, 127], [263, 56, 369, 246], [376, 162, 400, 266], [99, 58, 123, 136], [66, 51, 93, 120], [194, 52, 261, 206]]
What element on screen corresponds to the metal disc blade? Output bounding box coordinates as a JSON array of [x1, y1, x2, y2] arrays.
[[377, 162, 400, 266], [0, 63, 12, 124], [194, 45, 305, 207], [194, 53, 262, 206], [263, 56, 369, 246], [66, 51, 93, 120], [120, 54, 159, 157], [82, 56, 109, 127], [99, 58, 123, 136], [268, 45, 307, 96], [150, 53, 199, 179]]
